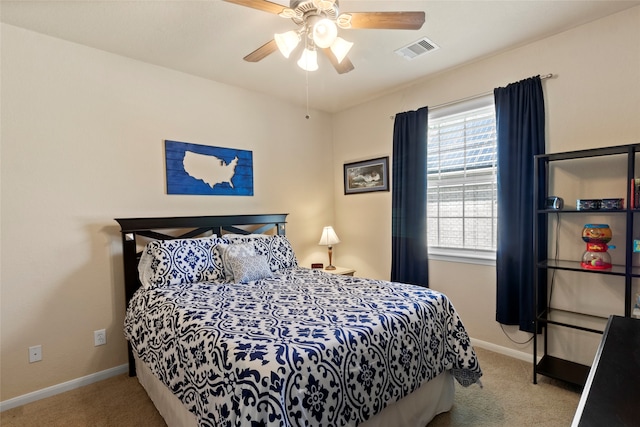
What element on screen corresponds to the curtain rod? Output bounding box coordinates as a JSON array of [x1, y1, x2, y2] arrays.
[[431, 73, 554, 110], [392, 73, 554, 118]]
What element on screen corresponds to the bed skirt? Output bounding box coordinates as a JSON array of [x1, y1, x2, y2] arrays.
[[134, 354, 455, 427]]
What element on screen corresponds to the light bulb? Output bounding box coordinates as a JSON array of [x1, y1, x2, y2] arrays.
[[312, 18, 338, 49]]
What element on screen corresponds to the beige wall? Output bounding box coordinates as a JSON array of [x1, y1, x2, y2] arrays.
[[0, 24, 336, 400], [333, 7, 640, 362], [2, 6, 639, 402]]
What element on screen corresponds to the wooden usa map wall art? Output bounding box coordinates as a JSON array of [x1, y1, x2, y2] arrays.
[[165, 140, 254, 196]]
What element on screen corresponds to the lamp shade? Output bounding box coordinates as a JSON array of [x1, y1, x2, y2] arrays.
[[318, 226, 340, 246], [330, 37, 353, 64], [297, 48, 319, 71], [312, 18, 338, 49], [275, 30, 300, 58]]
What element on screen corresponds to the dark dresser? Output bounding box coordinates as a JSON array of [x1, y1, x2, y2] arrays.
[[571, 315, 640, 426]]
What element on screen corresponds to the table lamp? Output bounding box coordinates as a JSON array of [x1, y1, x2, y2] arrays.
[[318, 226, 340, 270]]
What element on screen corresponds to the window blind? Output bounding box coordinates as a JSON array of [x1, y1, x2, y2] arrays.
[[427, 105, 497, 251]]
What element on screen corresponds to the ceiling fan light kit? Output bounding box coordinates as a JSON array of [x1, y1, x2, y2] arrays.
[[311, 17, 338, 48], [329, 37, 353, 64], [297, 47, 319, 71], [313, 0, 337, 11], [274, 30, 301, 58], [225, 0, 425, 74], [278, 6, 347, 70]]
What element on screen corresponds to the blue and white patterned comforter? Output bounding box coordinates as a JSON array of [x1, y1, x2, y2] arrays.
[[125, 267, 482, 427]]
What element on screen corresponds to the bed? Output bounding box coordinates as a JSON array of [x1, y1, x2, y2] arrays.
[[115, 214, 482, 427]]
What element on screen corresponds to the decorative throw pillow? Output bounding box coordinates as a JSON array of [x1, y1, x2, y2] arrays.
[[224, 235, 298, 273], [138, 236, 225, 289], [226, 253, 273, 283], [222, 233, 270, 240], [217, 242, 257, 282]]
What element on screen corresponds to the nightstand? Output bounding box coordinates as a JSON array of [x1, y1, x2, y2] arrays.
[[321, 266, 355, 276]]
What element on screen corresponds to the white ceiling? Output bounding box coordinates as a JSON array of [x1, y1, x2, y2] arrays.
[[2, 1, 639, 113]]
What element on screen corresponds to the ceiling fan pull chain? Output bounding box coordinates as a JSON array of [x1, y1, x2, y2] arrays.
[[305, 60, 311, 119], [303, 31, 311, 119]]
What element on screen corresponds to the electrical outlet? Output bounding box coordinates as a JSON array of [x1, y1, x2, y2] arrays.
[[29, 345, 42, 363], [94, 329, 106, 346]]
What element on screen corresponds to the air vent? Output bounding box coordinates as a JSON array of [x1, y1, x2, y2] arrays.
[[395, 37, 439, 60]]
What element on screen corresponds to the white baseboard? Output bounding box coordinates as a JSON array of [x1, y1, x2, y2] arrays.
[[471, 338, 533, 363], [0, 364, 128, 412]]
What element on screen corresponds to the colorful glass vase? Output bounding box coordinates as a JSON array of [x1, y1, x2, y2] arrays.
[[581, 224, 614, 270]]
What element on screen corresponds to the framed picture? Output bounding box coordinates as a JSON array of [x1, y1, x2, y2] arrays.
[[165, 140, 253, 196], [343, 156, 389, 195]]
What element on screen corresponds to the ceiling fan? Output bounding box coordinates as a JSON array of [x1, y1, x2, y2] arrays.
[[224, 0, 425, 74]]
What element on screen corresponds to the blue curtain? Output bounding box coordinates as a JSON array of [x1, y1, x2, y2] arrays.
[[494, 76, 546, 333], [391, 107, 429, 287]]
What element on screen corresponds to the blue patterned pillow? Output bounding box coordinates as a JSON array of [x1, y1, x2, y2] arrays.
[[224, 235, 298, 273], [138, 236, 225, 289], [226, 253, 273, 283]]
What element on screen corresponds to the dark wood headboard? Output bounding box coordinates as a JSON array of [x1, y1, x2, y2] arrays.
[[114, 214, 288, 375]]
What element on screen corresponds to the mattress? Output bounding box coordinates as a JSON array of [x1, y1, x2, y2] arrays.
[[125, 267, 482, 426]]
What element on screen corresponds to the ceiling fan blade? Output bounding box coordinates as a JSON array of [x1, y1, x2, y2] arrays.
[[223, 0, 286, 15], [343, 11, 425, 30], [322, 48, 355, 74], [243, 39, 278, 62]]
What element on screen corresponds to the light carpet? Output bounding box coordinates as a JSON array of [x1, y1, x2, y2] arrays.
[[1, 347, 581, 426]]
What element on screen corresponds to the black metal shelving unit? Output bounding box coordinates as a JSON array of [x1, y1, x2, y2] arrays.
[[533, 143, 640, 386]]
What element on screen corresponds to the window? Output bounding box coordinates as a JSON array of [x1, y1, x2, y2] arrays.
[[427, 97, 497, 264]]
